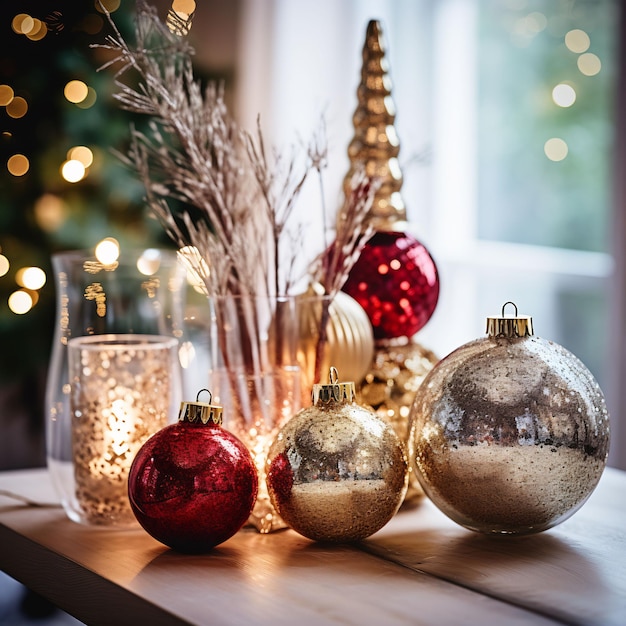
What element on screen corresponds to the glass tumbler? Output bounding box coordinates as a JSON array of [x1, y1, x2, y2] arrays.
[[45, 248, 194, 524]]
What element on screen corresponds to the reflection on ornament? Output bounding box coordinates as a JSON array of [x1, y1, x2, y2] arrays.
[[296, 283, 374, 392], [267, 368, 408, 542], [342, 230, 439, 340], [409, 302, 610, 535], [128, 390, 258, 552]]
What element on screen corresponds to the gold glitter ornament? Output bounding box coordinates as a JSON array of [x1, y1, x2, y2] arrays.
[[409, 302, 610, 535], [266, 367, 408, 542]]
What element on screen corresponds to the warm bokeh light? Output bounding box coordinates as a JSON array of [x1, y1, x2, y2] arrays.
[[68, 146, 94, 168], [0, 85, 14, 106], [0, 254, 9, 277], [16, 266, 46, 290], [578, 53, 602, 77], [11, 14, 33, 35], [552, 83, 576, 107], [565, 29, 590, 53], [172, 0, 196, 11], [167, 0, 196, 34], [7, 154, 29, 176], [61, 159, 86, 183], [75, 86, 97, 109], [81, 14, 104, 35], [96, 0, 122, 13], [544, 138, 568, 162], [25, 18, 47, 41], [137, 249, 162, 275], [34, 194, 68, 232], [64, 80, 89, 104], [8, 290, 33, 314], [6, 96, 28, 119], [95, 238, 120, 265]]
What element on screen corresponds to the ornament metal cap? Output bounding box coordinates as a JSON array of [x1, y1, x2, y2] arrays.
[[312, 367, 356, 405], [178, 389, 223, 425], [486, 301, 534, 338]]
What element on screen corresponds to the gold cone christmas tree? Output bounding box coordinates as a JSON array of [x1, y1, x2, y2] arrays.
[[341, 20, 441, 505], [343, 20, 406, 230]]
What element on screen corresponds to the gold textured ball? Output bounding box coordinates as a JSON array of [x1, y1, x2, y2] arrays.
[[266, 399, 408, 542], [296, 285, 375, 392], [409, 334, 610, 535], [360, 338, 438, 506]]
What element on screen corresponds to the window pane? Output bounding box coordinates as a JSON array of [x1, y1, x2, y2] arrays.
[[477, 0, 619, 253]]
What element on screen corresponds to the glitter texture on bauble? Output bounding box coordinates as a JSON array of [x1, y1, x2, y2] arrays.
[[128, 391, 258, 553], [266, 368, 408, 542], [342, 230, 439, 340], [409, 302, 610, 535]]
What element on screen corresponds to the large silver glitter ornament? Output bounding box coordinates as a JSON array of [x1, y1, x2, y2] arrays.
[[266, 367, 408, 542], [409, 302, 610, 535]]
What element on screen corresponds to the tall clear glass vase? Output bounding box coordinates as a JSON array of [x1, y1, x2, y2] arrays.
[[45, 248, 196, 524], [208, 294, 303, 533]]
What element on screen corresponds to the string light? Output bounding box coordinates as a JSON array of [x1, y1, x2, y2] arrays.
[[7, 155, 29, 177], [95, 0, 122, 13], [552, 83, 576, 108], [95, 238, 120, 265], [68, 146, 94, 168], [0, 85, 14, 106], [8, 290, 33, 315], [11, 13, 48, 40], [64, 80, 89, 104], [544, 138, 568, 162], [6, 97, 27, 119], [0, 255, 9, 277], [34, 194, 68, 232], [16, 267, 47, 290], [61, 159, 86, 183], [167, 0, 196, 35], [136, 249, 162, 276], [75, 87, 97, 109], [578, 53, 601, 77], [565, 29, 590, 54]]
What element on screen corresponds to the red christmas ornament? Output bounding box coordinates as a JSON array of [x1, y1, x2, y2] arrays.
[[128, 390, 258, 553], [342, 230, 439, 340]]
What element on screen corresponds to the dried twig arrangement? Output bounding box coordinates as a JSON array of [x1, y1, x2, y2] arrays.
[[95, 0, 376, 301]]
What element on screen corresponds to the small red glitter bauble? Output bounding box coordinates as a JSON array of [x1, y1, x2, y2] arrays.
[[342, 230, 439, 340], [128, 405, 258, 553]]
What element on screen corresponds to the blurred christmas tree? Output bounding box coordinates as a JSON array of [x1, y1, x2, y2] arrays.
[[0, 1, 169, 466]]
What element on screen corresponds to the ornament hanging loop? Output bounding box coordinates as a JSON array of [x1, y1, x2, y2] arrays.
[[501, 301, 518, 317], [196, 388, 212, 404]]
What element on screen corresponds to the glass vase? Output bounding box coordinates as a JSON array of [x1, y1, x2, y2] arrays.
[[208, 294, 303, 533], [45, 248, 195, 524], [68, 334, 181, 526]]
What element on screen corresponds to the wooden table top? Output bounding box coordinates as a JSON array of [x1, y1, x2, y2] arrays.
[[1, 467, 625, 625]]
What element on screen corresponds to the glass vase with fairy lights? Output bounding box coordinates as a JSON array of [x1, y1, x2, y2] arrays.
[[45, 246, 196, 526], [208, 288, 375, 534]]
